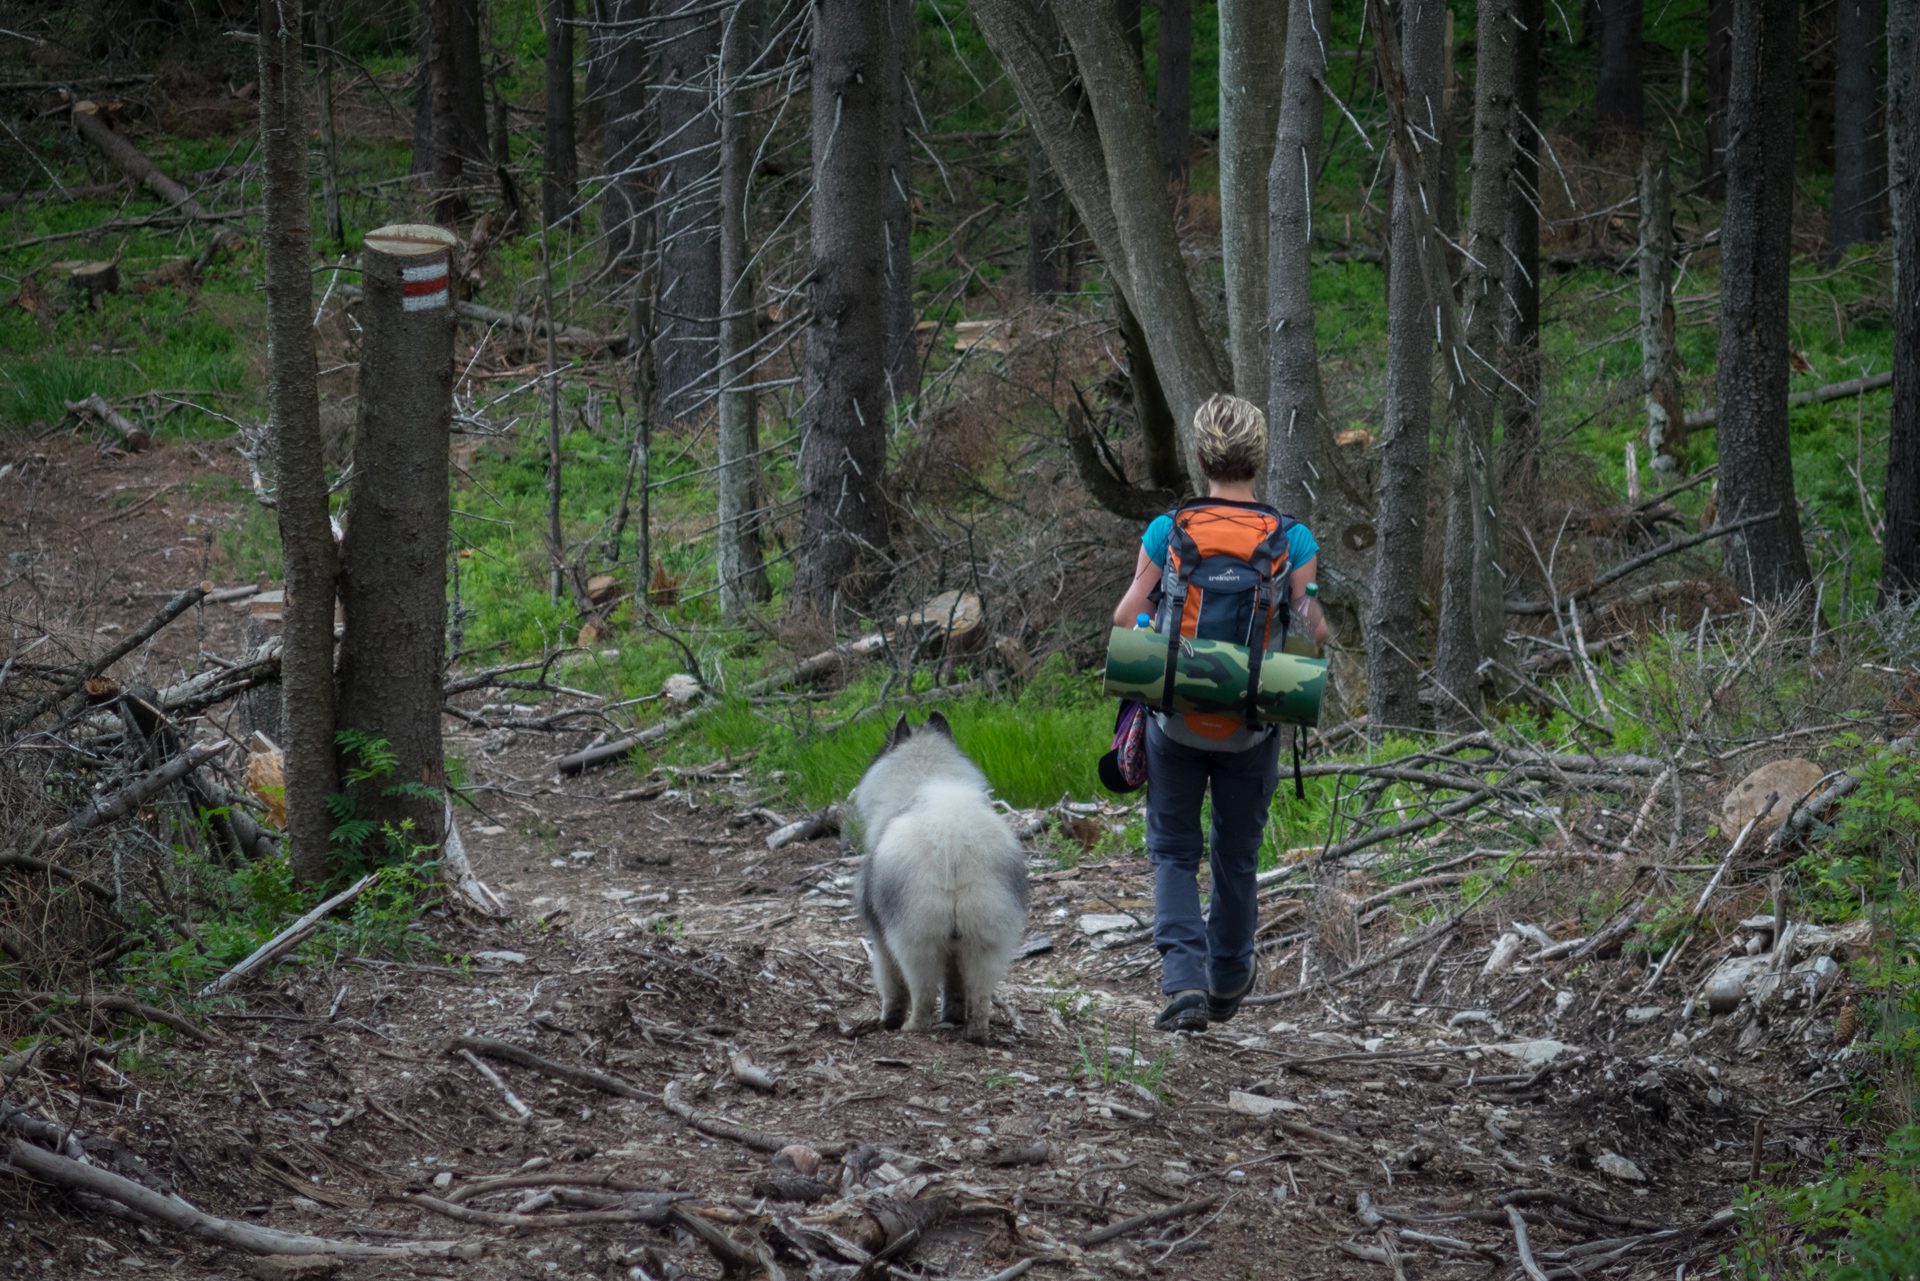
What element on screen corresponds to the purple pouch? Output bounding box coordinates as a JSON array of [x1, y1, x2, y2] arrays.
[[1098, 700, 1149, 793]]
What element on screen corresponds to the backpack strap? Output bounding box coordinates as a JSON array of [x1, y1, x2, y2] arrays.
[[1241, 515, 1296, 725], [1156, 509, 1201, 714]]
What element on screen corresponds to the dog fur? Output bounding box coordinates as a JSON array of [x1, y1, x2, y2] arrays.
[[853, 712, 1029, 1043]]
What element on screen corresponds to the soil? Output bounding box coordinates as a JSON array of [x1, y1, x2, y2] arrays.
[[0, 434, 1869, 1280]]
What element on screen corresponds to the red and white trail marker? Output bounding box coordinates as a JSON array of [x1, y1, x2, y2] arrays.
[[401, 260, 450, 312]]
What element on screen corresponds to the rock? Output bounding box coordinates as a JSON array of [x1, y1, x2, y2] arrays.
[[1722, 758, 1826, 838], [568, 848, 596, 865], [472, 950, 527, 965], [1595, 1151, 1647, 1182], [472, 824, 507, 836], [1625, 1006, 1665, 1023], [1482, 932, 1525, 977], [1014, 933, 1054, 959], [1484, 1040, 1569, 1067], [244, 1258, 339, 1281], [663, 672, 703, 711], [432, 1171, 453, 1189], [1227, 1090, 1305, 1117], [1078, 913, 1139, 937], [1702, 954, 1774, 1013]]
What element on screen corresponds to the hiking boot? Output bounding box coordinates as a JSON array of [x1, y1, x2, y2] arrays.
[[1207, 956, 1258, 1024], [1154, 990, 1209, 1033]]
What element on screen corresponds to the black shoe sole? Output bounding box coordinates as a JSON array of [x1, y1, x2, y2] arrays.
[[1154, 993, 1209, 1033], [1207, 959, 1259, 1023]]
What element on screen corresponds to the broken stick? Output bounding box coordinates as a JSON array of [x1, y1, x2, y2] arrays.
[[1074, 1196, 1221, 1249], [198, 872, 378, 997], [65, 393, 147, 449]]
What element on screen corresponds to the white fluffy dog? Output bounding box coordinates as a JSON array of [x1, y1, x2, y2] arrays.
[[853, 712, 1029, 1043]]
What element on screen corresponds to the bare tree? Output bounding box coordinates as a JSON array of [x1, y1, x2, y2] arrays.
[[717, 0, 768, 615], [1432, 0, 1520, 724], [1830, 0, 1886, 258], [1500, 0, 1543, 497], [1882, 0, 1919, 595], [883, 0, 916, 402], [1264, 0, 1326, 521], [1365, 0, 1445, 733], [545, 0, 579, 226], [789, 0, 891, 619], [1596, 0, 1644, 146], [259, 0, 339, 882], [656, 0, 722, 421], [1638, 145, 1685, 478], [1219, 0, 1285, 405], [314, 0, 344, 247], [1703, 0, 1732, 194], [1717, 0, 1813, 602], [1155, 0, 1192, 188], [600, 0, 652, 274]]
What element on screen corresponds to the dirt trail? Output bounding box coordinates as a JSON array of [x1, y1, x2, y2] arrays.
[[0, 436, 1865, 1280]]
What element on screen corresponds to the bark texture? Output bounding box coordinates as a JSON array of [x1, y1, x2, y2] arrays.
[[1596, 0, 1644, 145], [1717, 0, 1812, 602], [600, 0, 652, 275], [717, 0, 768, 615], [1027, 139, 1075, 297], [259, 0, 340, 883], [789, 0, 890, 620], [1115, 291, 1184, 493], [410, 0, 487, 193], [1154, 0, 1192, 187], [544, 0, 579, 227], [1219, 0, 1285, 405], [1264, 0, 1328, 522], [883, 0, 917, 402], [1703, 0, 1732, 194], [1500, 0, 1543, 497], [1638, 147, 1685, 477], [1830, 0, 1885, 257], [337, 226, 458, 846], [1366, 0, 1445, 733], [1883, 0, 1919, 594], [656, 0, 722, 421], [1432, 0, 1520, 726], [315, 0, 344, 247]]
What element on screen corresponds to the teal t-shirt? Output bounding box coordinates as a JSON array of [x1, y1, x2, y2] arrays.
[[1141, 514, 1319, 573]]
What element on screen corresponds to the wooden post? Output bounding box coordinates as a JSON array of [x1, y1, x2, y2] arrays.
[[336, 224, 458, 847]]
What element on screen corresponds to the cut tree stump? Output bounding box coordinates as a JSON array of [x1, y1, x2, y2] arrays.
[[69, 261, 119, 306]]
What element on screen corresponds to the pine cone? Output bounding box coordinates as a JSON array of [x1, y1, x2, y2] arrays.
[[1834, 1002, 1860, 1046]]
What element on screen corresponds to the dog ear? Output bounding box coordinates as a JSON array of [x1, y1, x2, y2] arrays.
[[925, 710, 954, 739], [888, 713, 913, 749]]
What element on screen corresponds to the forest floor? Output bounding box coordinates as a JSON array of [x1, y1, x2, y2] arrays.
[[0, 433, 1869, 1279]]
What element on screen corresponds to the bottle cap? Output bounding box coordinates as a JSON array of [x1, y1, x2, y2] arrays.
[[1305, 582, 1318, 597], [1136, 613, 1153, 629]]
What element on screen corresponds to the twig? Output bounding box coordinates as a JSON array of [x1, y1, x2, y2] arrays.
[[456, 1047, 533, 1120], [1506, 1205, 1550, 1281], [660, 1080, 851, 1157], [400, 1192, 668, 1229], [6, 584, 209, 736], [44, 739, 231, 847], [1074, 1196, 1221, 1248], [198, 873, 378, 997], [449, 1036, 653, 1101], [15, 991, 217, 1044]]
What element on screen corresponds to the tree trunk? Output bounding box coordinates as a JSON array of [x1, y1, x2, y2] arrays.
[[1639, 146, 1686, 477], [544, 0, 578, 227], [883, 0, 916, 403], [656, 0, 722, 422], [1437, 7, 1460, 285], [628, 276, 658, 613], [1717, 0, 1813, 602], [428, 0, 467, 221], [600, 0, 651, 275], [451, 0, 488, 168], [315, 0, 345, 248], [1115, 288, 1184, 492], [337, 225, 458, 847], [1116, 0, 1143, 64], [1703, 0, 1732, 194], [412, 1, 434, 179], [788, 0, 890, 621], [259, 0, 340, 883], [1264, 0, 1327, 521], [717, 0, 767, 616], [1027, 138, 1075, 297], [1220, 0, 1285, 405], [1432, 0, 1520, 726], [1500, 0, 1543, 499], [1366, 0, 1446, 734], [1882, 0, 1919, 594], [1830, 0, 1885, 258], [1596, 0, 1644, 147], [1155, 0, 1192, 188]]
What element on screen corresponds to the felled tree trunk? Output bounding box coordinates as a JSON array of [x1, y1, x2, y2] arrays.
[[69, 103, 210, 218], [1638, 146, 1685, 477], [336, 225, 459, 847], [1219, 0, 1285, 405], [1264, 0, 1327, 521], [259, 0, 340, 883]]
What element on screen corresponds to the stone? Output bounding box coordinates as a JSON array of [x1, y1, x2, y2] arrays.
[[472, 950, 527, 965], [1484, 1040, 1569, 1067], [1227, 1090, 1304, 1117], [1595, 1151, 1647, 1181], [243, 1258, 339, 1281], [1077, 913, 1139, 936], [1625, 1006, 1665, 1023], [1721, 758, 1826, 838]]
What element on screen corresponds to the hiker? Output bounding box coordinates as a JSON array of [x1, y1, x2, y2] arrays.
[[1110, 392, 1327, 1034]]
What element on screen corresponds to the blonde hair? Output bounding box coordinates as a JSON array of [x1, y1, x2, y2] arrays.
[[1192, 393, 1267, 482]]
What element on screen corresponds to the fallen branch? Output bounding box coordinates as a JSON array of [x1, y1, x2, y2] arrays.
[[64, 394, 149, 450], [155, 635, 283, 716], [444, 1170, 683, 1204], [448, 1035, 654, 1100], [1684, 370, 1892, 428], [1503, 509, 1779, 614], [1073, 1196, 1221, 1248], [0, 846, 120, 904], [44, 738, 230, 847], [15, 991, 217, 1044], [746, 632, 888, 695], [197, 872, 378, 997], [7, 1139, 469, 1257], [552, 709, 708, 775], [456, 1047, 533, 1120], [7, 583, 209, 735], [399, 1192, 668, 1229], [767, 804, 844, 851], [669, 1204, 765, 1274], [69, 103, 213, 219], [1506, 1205, 1551, 1281], [662, 1080, 852, 1158]]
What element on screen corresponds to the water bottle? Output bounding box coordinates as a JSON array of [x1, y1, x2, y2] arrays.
[[1135, 613, 1153, 631]]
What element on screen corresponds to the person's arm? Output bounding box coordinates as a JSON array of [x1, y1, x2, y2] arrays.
[[1113, 547, 1160, 627], [1289, 554, 1329, 645]]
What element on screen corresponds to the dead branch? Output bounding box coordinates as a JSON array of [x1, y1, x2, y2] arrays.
[[552, 709, 708, 775], [1684, 370, 1891, 428], [767, 804, 844, 850], [445, 1170, 682, 1204], [1073, 1196, 1221, 1248], [399, 1191, 669, 1229], [0, 846, 120, 904], [449, 1035, 656, 1101], [155, 636, 283, 717], [64, 394, 149, 450], [745, 632, 888, 695], [1506, 1205, 1551, 1281], [661, 1080, 852, 1158], [197, 872, 378, 997], [1502, 509, 1780, 614], [6, 1139, 469, 1257], [7, 583, 209, 735], [331, 282, 628, 352], [668, 1204, 764, 1274], [1763, 730, 1920, 854], [44, 738, 230, 847], [456, 1047, 533, 1120], [68, 103, 213, 219], [14, 991, 218, 1045]]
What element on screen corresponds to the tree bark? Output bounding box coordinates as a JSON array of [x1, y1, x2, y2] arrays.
[[1882, 0, 1919, 594], [600, 0, 651, 275], [717, 0, 767, 616], [315, 0, 345, 247], [1500, 0, 1543, 498], [1366, 0, 1445, 733], [1717, 0, 1812, 602], [1638, 146, 1685, 477], [451, 0, 488, 169], [1115, 0, 1143, 63], [1155, 0, 1192, 188], [1596, 0, 1645, 147], [1264, 0, 1326, 521], [789, 0, 890, 621], [337, 225, 458, 846], [656, 0, 722, 422], [883, 0, 916, 402], [1703, 0, 1732, 194], [1830, 0, 1885, 258], [1027, 137, 1075, 297], [427, 0, 467, 221], [1220, 0, 1285, 405], [1115, 289, 1184, 492], [259, 0, 340, 883], [544, 0, 578, 227], [1432, 0, 1520, 726]]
